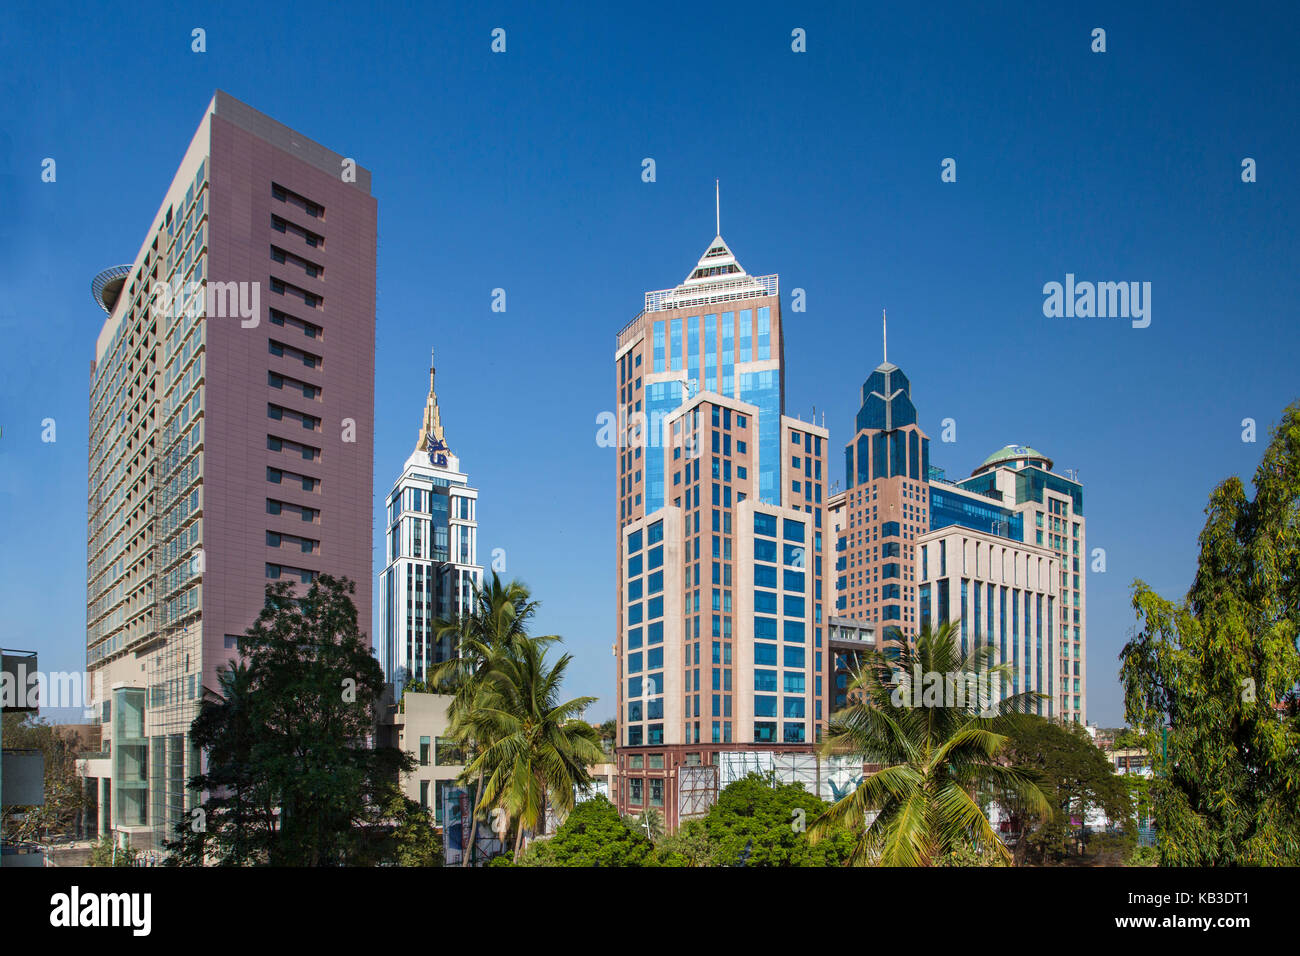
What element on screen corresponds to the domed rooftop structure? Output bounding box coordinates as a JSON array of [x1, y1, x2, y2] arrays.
[[92, 265, 133, 315], [972, 444, 1054, 475]]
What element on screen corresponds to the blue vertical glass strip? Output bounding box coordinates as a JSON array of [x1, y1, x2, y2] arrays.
[[738, 369, 780, 504], [739, 309, 752, 362], [670, 317, 682, 371], [644, 381, 685, 512], [704, 313, 717, 393], [687, 315, 699, 391], [757, 306, 771, 360]]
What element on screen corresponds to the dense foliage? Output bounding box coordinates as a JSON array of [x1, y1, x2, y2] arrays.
[[0, 713, 87, 843], [167, 575, 426, 866], [1000, 714, 1134, 864], [1120, 401, 1300, 865]]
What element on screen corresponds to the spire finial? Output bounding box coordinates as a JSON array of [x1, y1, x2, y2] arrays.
[[416, 347, 448, 455], [715, 179, 720, 236], [882, 309, 887, 363]]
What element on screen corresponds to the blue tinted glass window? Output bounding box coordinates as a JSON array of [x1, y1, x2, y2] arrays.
[[754, 512, 776, 537], [783, 518, 804, 542], [755, 643, 778, 665], [754, 695, 778, 717]]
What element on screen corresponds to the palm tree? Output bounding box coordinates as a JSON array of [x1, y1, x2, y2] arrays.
[[458, 636, 605, 861], [428, 573, 554, 864], [623, 807, 666, 843], [812, 620, 1049, 866]]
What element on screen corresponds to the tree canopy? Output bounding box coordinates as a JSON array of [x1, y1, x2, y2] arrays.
[[1000, 714, 1133, 864], [168, 574, 424, 866], [1120, 400, 1300, 865]]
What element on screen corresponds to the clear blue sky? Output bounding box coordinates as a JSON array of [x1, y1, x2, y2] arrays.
[[2, 1, 1297, 727]]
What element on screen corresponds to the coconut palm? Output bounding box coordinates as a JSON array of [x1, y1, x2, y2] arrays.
[[428, 573, 556, 864], [458, 636, 605, 860], [812, 620, 1049, 866]]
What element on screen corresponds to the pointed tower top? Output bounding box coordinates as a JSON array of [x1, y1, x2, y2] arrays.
[[715, 179, 721, 236], [415, 349, 449, 455], [882, 309, 887, 364]]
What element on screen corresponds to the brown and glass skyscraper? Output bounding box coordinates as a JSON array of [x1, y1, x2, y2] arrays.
[[82, 92, 376, 849], [613, 225, 829, 830]]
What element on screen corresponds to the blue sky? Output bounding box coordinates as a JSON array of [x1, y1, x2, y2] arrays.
[[2, 1, 1297, 726]]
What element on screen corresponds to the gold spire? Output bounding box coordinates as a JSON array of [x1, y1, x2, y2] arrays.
[[416, 348, 448, 455]]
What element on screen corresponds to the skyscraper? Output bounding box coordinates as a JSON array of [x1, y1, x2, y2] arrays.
[[82, 92, 377, 848], [829, 320, 931, 641], [614, 223, 829, 830], [380, 351, 482, 689]]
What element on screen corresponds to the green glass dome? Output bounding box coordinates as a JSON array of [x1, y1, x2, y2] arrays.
[[976, 444, 1053, 473]]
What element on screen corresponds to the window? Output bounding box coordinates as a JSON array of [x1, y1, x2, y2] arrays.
[[419, 736, 431, 766], [435, 737, 464, 765]]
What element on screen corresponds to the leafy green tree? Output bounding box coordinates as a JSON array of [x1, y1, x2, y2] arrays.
[[813, 620, 1049, 866], [89, 833, 137, 867], [459, 635, 604, 860], [166, 660, 273, 865], [701, 775, 855, 866], [0, 713, 87, 843], [1120, 401, 1300, 866], [364, 792, 443, 867], [652, 818, 717, 867], [513, 796, 652, 866], [171, 575, 412, 866], [1000, 714, 1133, 864]]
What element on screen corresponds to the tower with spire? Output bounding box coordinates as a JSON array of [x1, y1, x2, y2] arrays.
[[829, 309, 931, 641], [379, 350, 482, 687]]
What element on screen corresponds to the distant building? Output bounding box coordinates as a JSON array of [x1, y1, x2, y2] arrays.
[[1107, 747, 1152, 777]]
